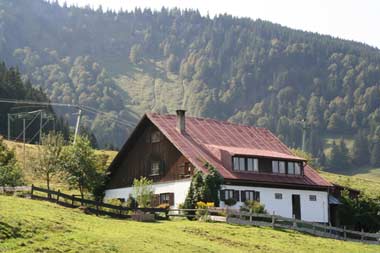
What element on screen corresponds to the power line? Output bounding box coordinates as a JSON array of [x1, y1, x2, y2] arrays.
[[0, 98, 136, 128]]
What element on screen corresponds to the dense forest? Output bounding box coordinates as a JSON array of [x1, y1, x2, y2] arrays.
[[0, 0, 379, 169]]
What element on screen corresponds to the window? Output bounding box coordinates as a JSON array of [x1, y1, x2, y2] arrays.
[[309, 195, 317, 201], [247, 158, 259, 172], [275, 193, 283, 200], [241, 190, 260, 202], [232, 156, 248, 171], [160, 193, 170, 204], [294, 163, 301, 175], [151, 131, 161, 143], [288, 162, 302, 175], [288, 162, 295, 174], [272, 160, 286, 174], [150, 161, 160, 176], [225, 189, 235, 199]]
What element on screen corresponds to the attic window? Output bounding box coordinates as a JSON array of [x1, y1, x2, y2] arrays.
[[272, 160, 286, 174], [288, 162, 302, 175], [150, 161, 160, 176], [151, 131, 161, 143], [232, 156, 258, 172]]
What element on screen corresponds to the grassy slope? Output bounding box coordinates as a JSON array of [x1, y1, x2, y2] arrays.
[[2, 139, 117, 192], [1, 196, 379, 253]]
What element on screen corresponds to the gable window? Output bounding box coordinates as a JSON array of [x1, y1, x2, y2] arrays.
[[272, 160, 286, 174], [241, 190, 260, 202], [288, 162, 302, 175], [151, 131, 161, 143], [150, 161, 160, 176], [309, 195, 317, 201], [275, 193, 283, 200]]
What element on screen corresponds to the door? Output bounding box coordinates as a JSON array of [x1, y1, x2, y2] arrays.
[[292, 194, 301, 219]]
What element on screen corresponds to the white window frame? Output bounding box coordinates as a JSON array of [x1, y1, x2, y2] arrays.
[[247, 158, 258, 172]]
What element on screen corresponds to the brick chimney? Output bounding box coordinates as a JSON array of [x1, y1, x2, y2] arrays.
[[176, 110, 186, 134]]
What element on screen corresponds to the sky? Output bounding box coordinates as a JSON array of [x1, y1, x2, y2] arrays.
[[56, 0, 380, 49]]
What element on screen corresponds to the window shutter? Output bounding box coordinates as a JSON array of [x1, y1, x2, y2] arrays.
[[159, 160, 165, 174], [168, 192, 175, 206], [241, 191, 246, 202], [255, 191, 260, 202], [233, 190, 240, 202], [151, 194, 160, 207], [220, 190, 225, 201]]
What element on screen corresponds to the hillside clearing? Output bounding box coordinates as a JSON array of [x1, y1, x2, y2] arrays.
[[0, 196, 379, 253]]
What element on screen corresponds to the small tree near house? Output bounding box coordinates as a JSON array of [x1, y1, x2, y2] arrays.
[[32, 132, 65, 191], [183, 163, 223, 216], [62, 135, 104, 200], [132, 177, 154, 208]]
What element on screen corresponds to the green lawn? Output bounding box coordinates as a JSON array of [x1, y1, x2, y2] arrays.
[[0, 196, 379, 253]]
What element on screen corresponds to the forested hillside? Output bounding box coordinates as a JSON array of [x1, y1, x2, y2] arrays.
[[0, 0, 379, 169]]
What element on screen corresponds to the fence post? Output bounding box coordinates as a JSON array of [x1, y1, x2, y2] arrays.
[[96, 203, 99, 216], [56, 190, 60, 203], [292, 214, 297, 228], [361, 228, 364, 242], [71, 195, 75, 207], [312, 224, 316, 235], [31, 184, 34, 199], [249, 208, 252, 223], [343, 226, 347, 240], [271, 211, 275, 229]]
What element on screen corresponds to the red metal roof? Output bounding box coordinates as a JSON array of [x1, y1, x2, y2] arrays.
[[147, 113, 331, 188]]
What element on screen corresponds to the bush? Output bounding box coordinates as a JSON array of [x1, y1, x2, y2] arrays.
[[196, 201, 214, 221], [240, 200, 266, 214], [0, 165, 24, 187], [156, 203, 170, 209], [224, 198, 237, 206], [125, 194, 138, 209]]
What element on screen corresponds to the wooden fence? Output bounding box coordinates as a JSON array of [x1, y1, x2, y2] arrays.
[[30, 185, 168, 218], [10, 185, 380, 244], [226, 210, 380, 245], [0, 186, 31, 194]]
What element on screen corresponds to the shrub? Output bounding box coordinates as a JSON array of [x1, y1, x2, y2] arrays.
[[132, 177, 154, 208], [196, 201, 214, 221], [156, 203, 170, 209], [224, 198, 237, 206], [241, 200, 266, 214], [125, 194, 138, 209]]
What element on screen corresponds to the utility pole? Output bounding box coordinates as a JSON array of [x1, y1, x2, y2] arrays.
[[73, 109, 82, 144], [39, 110, 43, 144], [301, 119, 308, 152], [23, 118, 26, 171], [7, 113, 10, 140]]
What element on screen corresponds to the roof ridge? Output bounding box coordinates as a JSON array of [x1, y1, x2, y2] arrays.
[[147, 112, 268, 131]]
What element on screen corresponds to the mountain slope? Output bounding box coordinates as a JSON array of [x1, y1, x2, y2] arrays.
[[0, 0, 380, 170]]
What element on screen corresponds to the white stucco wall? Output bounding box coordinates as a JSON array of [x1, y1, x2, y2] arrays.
[[104, 179, 192, 208], [105, 180, 328, 222], [220, 185, 329, 223]]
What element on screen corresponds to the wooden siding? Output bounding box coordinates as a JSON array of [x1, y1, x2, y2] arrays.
[[107, 121, 194, 189]]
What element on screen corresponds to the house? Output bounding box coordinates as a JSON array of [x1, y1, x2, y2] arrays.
[[105, 110, 333, 223]]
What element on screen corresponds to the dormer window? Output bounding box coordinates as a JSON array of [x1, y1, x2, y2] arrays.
[[272, 160, 286, 174], [288, 162, 302, 175], [233, 156, 258, 172]]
